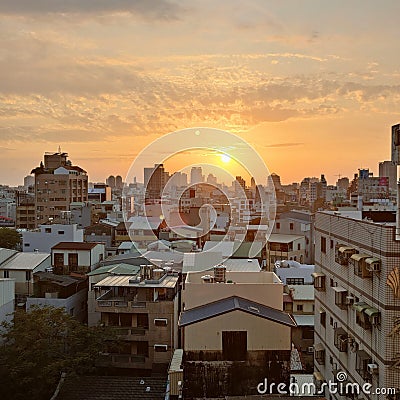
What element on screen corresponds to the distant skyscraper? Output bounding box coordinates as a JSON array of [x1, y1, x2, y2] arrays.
[[207, 173, 217, 185], [190, 167, 203, 185], [379, 160, 397, 193], [144, 164, 169, 201], [23, 175, 34, 190], [115, 175, 123, 190], [31, 151, 88, 227], [267, 173, 282, 191], [336, 176, 349, 192], [106, 175, 116, 189]]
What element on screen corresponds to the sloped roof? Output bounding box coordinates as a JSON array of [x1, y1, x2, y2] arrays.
[[180, 296, 296, 327], [182, 251, 223, 274], [56, 375, 166, 400], [0, 252, 50, 270]]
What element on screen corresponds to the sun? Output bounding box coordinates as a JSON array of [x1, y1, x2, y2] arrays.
[[220, 154, 231, 163]]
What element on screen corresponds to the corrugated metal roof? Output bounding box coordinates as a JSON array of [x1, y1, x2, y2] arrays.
[[127, 216, 161, 230], [179, 296, 296, 327], [0, 252, 50, 270], [87, 263, 140, 276], [0, 248, 18, 265], [268, 234, 304, 243], [182, 251, 223, 274], [95, 274, 179, 288], [293, 315, 315, 326], [169, 349, 183, 372], [288, 285, 315, 300], [203, 241, 237, 257]]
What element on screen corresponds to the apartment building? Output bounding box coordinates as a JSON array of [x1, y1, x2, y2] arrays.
[[94, 265, 180, 372], [31, 152, 88, 226], [313, 211, 400, 399]]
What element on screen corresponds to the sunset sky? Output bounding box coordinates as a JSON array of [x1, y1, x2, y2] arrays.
[[1, 1, 400, 186]]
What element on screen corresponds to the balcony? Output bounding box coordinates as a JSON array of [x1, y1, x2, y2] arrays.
[[115, 327, 147, 337], [96, 289, 147, 311]]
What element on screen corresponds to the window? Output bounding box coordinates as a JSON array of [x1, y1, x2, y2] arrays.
[[154, 318, 168, 327], [356, 350, 372, 380], [276, 222, 280, 229], [58, 230, 64, 235], [321, 237, 326, 254], [289, 223, 294, 231], [137, 313, 149, 329], [314, 344, 325, 365], [287, 278, 304, 285], [320, 310, 326, 328], [330, 278, 334, 287], [154, 344, 168, 352], [296, 304, 303, 312], [25, 271, 32, 281], [45, 228, 51, 233], [297, 243, 301, 250], [302, 326, 314, 339], [330, 239, 334, 249], [24, 243, 30, 247], [3, 270, 9, 278]]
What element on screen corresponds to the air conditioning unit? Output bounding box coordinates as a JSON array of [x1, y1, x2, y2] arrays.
[[307, 346, 314, 354], [367, 262, 381, 272], [370, 314, 381, 326], [367, 363, 379, 374], [346, 296, 355, 305]]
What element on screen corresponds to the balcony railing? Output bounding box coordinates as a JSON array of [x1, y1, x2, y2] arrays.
[[97, 299, 147, 308], [115, 327, 147, 336]]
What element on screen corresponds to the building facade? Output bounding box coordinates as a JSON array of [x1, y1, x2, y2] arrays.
[[313, 211, 400, 399]]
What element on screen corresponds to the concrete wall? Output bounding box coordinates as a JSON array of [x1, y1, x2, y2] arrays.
[[0, 279, 15, 340], [23, 223, 83, 253], [184, 310, 291, 351], [26, 288, 87, 322]]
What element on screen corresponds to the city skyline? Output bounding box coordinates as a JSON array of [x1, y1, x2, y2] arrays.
[[1, 1, 400, 185]]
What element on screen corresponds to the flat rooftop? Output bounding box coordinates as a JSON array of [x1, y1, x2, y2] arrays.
[[185, 270, 281, 285]]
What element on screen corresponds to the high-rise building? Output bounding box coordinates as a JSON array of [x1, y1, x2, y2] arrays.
[[144, 164, 169, 201], [31, 152, 88, 227], [379, 160, 397, 193], [106, 175, 116, 189], [23, 175, 34, 190], [313, 211, 400, 397], [206, 173, 217, 185], [115, 175, 123, 190], [190, 167, 203, 185]]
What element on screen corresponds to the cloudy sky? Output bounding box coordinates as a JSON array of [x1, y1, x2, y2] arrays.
[[1, 0, 400, 185]]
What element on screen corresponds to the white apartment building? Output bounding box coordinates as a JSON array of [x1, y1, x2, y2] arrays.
[[313, 211, 400, 399], [22, 223, 83, 253]]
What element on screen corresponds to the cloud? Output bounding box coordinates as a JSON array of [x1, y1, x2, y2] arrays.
[[0, 0, 184, 21], [264, 142, 304, 148]]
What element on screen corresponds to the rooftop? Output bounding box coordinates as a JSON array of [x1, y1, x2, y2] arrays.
[[180, 296, 296, 327], [0, 252, 50, 270], [94, 273, 179, 289], [268, 234, 304, 244], [56, 375, 166, 400], [52, 242, 102, 250], [288, 285, 315, 301]]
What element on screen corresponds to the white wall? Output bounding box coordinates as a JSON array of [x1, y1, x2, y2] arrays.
[[23, 223, 83, 253]]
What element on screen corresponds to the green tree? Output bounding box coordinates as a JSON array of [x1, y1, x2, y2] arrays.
[[0, 306, 117, 400], [0, 227, 21, 249]]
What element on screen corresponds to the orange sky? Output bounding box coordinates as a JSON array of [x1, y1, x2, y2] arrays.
[[1, 1, 400, 186]]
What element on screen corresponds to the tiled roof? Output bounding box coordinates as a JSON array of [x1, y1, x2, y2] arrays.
[[52, 242, 101, 250], [56, 375, 167, 400]]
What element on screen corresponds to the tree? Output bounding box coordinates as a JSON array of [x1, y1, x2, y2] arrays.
[[0, 227, 21, 249], [0, 306, 117, 400]]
